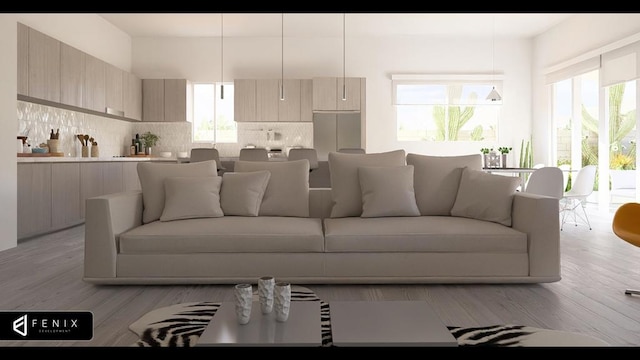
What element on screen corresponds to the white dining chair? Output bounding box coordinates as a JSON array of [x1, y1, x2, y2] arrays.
[[525, 167, 564, 199], [560, 165, 597, 230], [239, 148, 269, 162], [558, 164, 571, 192], [287, 148, 319, 171], [190, 148, 226, 172]]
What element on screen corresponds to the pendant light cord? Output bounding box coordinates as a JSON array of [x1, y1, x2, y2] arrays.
[[342, 13, 346, 101], [280, 13, 285, 101], [220, 13, 224, 99]]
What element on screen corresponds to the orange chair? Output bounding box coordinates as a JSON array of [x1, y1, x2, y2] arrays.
[[612, 202, 640, 296]]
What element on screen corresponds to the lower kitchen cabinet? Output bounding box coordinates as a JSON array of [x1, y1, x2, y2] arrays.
[[18, 161, 144, 240]]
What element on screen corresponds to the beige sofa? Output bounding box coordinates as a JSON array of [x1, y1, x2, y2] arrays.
[[83, 152, 561, 284]]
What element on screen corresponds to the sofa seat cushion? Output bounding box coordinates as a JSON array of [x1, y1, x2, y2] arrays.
[[119, 217, 324, 254], [323, 216, 527, 253]]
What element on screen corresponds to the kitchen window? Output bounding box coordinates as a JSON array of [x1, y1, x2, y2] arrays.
[[393, 75, 502, 142], [192, 83, 237, 143]]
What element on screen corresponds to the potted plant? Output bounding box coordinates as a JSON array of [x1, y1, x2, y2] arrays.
[[480, 148, 492, 168], [141, 131, 160, 156], [498, 147, 512, 168]]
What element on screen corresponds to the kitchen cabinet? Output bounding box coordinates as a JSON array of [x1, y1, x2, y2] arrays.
[[142, 79, 189, 122], [164, 79, 188, 122], [234, 79, 257, 122], [80, 163, 104, 218], [124, 72, 142, 121], [256, 79, 280, 122], [312, 77, 363, 112], [102, 163, 124, 195], [60, 43, 84, 107], [28, 27, 60, 102], [123, 162, 141, 191], [105, 63, 124, 114], [142, 79, 164, 122], [17, 23, 29, 96], [83, 54, 106, 113], [17, 164, 52, 239], [51, 163, 81, 229], [300, 79, 313, 122], [235, 78, 312, 122]]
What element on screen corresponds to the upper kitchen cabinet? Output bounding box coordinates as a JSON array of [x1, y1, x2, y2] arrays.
[[17, 23, 29, 96], [60, 43, 84, 107], [105, 63, 124, 115], [83, 54, 106, 113], [234, 79, 257, 122], [235, 79, 312, 122], [124, 72, 142, 121], [142, 79, 190, 122], [312, 77, 364, 112], [28, 27, 61, 102]]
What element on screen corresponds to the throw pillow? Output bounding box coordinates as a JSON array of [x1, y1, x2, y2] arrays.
[[328, 150, 406, 218], [234, 159, 309, 217], [220, 171, 271, 216], [450, 167, 521, 226], [358, 165, 420, 218], [137, 160, 218, 223], [406, 153, 482, 216], [160, 176, 223, 222]]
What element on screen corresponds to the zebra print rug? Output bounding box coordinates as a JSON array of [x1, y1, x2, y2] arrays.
[[129, 286, 608, 347]]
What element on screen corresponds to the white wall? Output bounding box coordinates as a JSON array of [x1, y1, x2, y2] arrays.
[[0, 15, 17, 252], [532, 14, 640, 165], [0, 14, 132, 252], [133, 35, 532, 163], [14, 13, 132, 71]]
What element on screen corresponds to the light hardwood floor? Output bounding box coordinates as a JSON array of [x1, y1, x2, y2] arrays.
[[1, 204, 639, 346]]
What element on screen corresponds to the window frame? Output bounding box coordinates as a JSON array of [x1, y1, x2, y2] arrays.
[[190, 81, 237, 144]]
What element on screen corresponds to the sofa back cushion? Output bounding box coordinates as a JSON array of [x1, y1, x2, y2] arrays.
[[220, 171, 271, 216], [359, 165, 420, 218], [328, 150, 406, 218], [160, 176, 224, 222], [450, 167, 521, 226], [234, 159, 310, 217], [406, 153, 482, 216], [137, 161, 218, 224]]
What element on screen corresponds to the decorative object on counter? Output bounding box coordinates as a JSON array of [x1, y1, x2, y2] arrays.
[[130, 140, 137, 156], [141, 131, 160, 156], [31, 147, 46, 154], [91, 143, 99, 158], [234, 284, 253, 325], [81, 146, 89, 158], [134, 133, 142, 155], [258, 276, 275, 314], [47, 128, 60, 154], [480, 148, 492, 168], [159, 151, 172, 158], [498, 147, 512, 168], [274, 282, 291, 322]]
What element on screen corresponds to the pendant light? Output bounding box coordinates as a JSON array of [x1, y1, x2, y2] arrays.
[[220, 13, 224, 100], [486, 15, 502, 102], [279, 13, 285, 101], [341, 13, 346, 101]]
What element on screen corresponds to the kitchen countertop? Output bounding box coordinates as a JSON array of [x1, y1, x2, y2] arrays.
[[17, 156, 178, 163]]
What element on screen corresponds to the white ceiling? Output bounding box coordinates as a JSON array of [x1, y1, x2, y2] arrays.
[[99, 13, 575, 39]]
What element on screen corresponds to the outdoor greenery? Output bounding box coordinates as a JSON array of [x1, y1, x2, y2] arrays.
[[433, 86, 477, 141]]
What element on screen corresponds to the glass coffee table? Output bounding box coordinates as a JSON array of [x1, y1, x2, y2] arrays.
[[197, 301, 321, 346], [329, 301, 458, 347]]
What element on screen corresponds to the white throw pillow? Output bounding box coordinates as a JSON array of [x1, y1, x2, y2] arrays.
[[160, 176, 223, 222], [137, 161, 218, 223], [358, 165, 420, 218], [328, 150, 406, 218], [234, 160, 309, 217], [220, 171, 271, 217], [450, 167, 521, 226], [406, 153, 483, 216]]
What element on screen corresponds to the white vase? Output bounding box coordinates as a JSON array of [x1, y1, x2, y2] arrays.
[[234, 283, 253, 325], [274, 282, 291, 322], [258, 276, 275, 314]]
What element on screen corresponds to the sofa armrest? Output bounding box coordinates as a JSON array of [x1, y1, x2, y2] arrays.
[[511, 192, 560, 279], [84, 191, 143, 280]]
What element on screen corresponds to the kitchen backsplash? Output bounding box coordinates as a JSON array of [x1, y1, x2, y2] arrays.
[[17, 100, 313, 158], [17, 101, 133, 157]]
